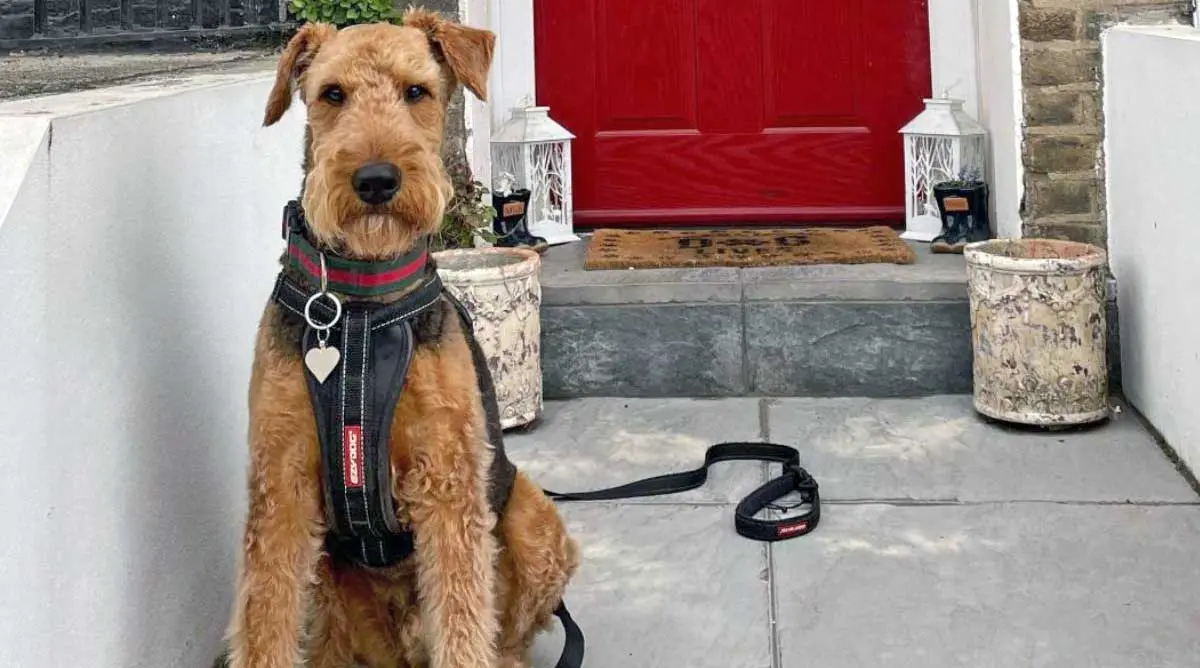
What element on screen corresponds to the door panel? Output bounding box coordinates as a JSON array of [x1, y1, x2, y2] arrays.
[[763, 1, 861, 125], [533, 0, 932, 225], [597, 0, 697, 131]]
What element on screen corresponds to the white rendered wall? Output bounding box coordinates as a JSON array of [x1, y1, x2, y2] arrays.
[[1103, 25, 1200, 474], [974, 0, 1025, 239], [462, 0, 493, 188], [0, 71, 305, 667], [486, 0, 536, 135], [928, 0, 980, 120]]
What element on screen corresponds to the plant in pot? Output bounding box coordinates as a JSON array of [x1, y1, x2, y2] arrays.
[[930, 166, 992, 254], [431, 149, 546, 431]]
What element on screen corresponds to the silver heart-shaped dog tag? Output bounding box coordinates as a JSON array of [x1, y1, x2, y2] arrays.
[[305, 345, 341, 383]]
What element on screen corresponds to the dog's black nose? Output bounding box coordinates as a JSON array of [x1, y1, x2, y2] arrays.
[[352, 162, 401, 205]]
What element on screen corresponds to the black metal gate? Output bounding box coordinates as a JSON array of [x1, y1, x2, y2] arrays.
[[1, 0, 293, 49]]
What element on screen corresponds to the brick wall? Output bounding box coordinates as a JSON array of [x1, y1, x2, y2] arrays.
[[1019, 0, 1192, 246]]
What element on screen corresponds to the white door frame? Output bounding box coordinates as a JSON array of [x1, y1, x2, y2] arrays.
[[464, 0, 1022, 237]]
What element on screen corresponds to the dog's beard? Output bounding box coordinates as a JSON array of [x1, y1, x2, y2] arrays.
[[303, 167, 448, 261], [340, 213, 418, 259]]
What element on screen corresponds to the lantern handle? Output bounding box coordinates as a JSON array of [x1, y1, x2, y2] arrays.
[[939, 77, 962, 100]]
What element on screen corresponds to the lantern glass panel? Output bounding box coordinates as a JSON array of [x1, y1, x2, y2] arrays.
[[493, 140, 570, 229], [493, 143, 530, 193], [905, 133, 987, 218], [907, 135, 956, 218]]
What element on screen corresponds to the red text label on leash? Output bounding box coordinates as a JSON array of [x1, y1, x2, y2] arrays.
[[344, 426, 364, 488], [776, 521, 808, 538]]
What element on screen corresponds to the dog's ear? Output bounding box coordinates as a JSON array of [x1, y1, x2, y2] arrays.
[[404, 8, 495, 102], [264, 22, 338, 126]]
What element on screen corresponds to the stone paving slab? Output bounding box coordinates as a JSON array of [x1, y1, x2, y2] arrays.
[[772, 503, 1200, 668], [529, 503, 772, 668], [506, 398, 766, 505], [767, 395, 1198, 503], [507, 397, 1198, 667]]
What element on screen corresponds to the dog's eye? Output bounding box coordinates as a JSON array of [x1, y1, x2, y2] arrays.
[[404, 85, 429, 103], [321, 85, 346, 105]]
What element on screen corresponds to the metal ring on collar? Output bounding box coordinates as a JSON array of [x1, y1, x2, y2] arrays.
[[304, 291, 342, 331]]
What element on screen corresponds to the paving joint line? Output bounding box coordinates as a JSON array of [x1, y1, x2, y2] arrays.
[[766, 541, 782, 668], [759, 397, 783, 668]]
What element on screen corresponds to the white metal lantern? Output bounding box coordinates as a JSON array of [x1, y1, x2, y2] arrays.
[[490, 106, 578, 245], [898, 98, 988, 242]]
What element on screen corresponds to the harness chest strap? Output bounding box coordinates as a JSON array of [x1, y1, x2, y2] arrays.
[[271, 270, 518, 567], [273, 199, 518, 567]]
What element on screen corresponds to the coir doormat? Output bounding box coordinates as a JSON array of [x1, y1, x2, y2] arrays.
[[583, 226, 916, 270]]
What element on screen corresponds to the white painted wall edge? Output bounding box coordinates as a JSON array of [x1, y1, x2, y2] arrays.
[[0, 116, 51, 227], [1007, 0, 1025, 240], [1102, 23, 1200, 475], [0, 70, 276, 116], [961, 0, 1024, 240], [462, 0, 493, 187], [928, 0, 981, 120], [0, 68, 306, 667]]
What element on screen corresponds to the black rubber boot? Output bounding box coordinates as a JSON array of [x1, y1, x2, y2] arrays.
[[492, 189, 548, 253], [931, 183, 991, 254], [930, 214, 969, 254]]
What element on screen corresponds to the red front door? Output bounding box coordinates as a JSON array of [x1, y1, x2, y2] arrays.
[[533, 0, 932, 226]]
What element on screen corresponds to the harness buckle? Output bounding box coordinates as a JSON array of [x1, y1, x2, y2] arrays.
[[282, 199, 304, 240]]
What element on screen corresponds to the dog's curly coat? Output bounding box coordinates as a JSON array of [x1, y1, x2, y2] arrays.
[[223, 11, 579, 668]]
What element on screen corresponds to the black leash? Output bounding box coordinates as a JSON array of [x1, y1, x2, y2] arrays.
[[542, 441, 821, 668]]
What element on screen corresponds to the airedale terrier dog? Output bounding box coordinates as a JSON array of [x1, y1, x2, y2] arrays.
[[222, 10, 578, 668]]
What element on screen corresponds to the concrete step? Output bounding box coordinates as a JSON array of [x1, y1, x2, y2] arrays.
[[537, 238, 1120, 398]]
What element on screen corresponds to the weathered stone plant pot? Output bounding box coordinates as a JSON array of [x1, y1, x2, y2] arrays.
[[433, 247, 543, 430], [964, 239, 1109, 426]]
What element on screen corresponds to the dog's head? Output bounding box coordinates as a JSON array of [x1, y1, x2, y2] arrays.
[[264, 10, 495, 260]]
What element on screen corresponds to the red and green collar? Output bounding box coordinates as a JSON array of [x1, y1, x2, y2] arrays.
[[282, 201, 429, 298]]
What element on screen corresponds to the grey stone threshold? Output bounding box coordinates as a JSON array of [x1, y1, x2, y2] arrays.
[[538, 238, 1120, 398]]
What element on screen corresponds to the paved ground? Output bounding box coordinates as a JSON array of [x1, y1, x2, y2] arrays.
[[504, 395, 1200, 668]]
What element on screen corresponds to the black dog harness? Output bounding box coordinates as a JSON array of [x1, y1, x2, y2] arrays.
[[272, 201, 516, 568], [269, 200, 822, 668]]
